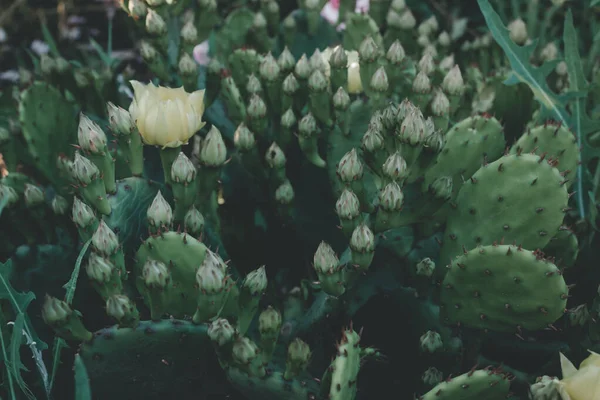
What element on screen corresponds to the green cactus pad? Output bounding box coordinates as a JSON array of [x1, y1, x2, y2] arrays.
[[134, 231, 207, 317], [78, 320, 231, 399], [418, 368, 511, 400], [327, 327, 362, 400], [510, 123, 578, 186], [105, 177, 163, 252], [424, 115, 505, 200], [228, 368, 319, 400], [18, 82, 78, 191], [439, 153, 568, 264], [440, 245, 568, 332]]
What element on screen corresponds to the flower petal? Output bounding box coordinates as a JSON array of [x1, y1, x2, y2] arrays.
[[561, 352, 579, 379]]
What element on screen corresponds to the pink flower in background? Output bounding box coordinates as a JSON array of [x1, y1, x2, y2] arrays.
[[193, 41, 211, 66], [321, 0, 370, 26]]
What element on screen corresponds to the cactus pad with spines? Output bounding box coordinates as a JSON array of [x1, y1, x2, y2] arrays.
[[18, 82, 78, 191], [418, 368, 512, 399], [134, 231, 207, 317], [440, 245, 568, 332], [439, 153, 569, 263], [327, 326, 362, 400], [509, 122, 579, 186], [424, 114, 505, 200], [78, 320, 230, 400], [542, 226, 580, 269]]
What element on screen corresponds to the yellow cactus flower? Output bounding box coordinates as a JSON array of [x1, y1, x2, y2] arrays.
[[321, 46, 363, 94], [129, 81, 206, 148], [558, 351, 600, 399]]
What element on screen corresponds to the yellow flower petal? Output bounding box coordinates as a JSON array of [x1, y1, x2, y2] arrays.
[[561, 353, 579, 379], [562, 365, 600, 400], [580, 351, 600, 370]]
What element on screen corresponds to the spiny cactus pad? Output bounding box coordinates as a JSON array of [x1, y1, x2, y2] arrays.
[[440, 245, 568, 332], [134, 231, 207, 317], [418, 368, 511, 400], [439, 153, 568, 263], [327, 327, 362, 400], [424, 115, 505, 199], [78, 320, 230, 400], [542, 226, 580, 268], [510, 123, 578, 186], [18, 82, 78, 190]]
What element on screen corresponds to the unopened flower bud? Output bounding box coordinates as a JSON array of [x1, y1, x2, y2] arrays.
[[383, 152, 408, 181], [196, 262, 226, 293], [508, 18, 528, 45], [275, 180, 294, 204], [178, 53, 198, 76], [386, 40, 405, 64], [55, 57, 70, 74], [398, 9, 416, 29], [146, 0, 164, 6], [42, 295, 72, 325], [260, 53, 280, 82], [86, 252, 115, 283], [313, 241, 339, 274], [72, 197, 96, 228], [424, 130, 444, 153], [184, 206, 204, 236], [24, 183, 44, 207], [92, 220, 119, 256], [287, 338, 311, 369], [386, 9, 403, 29], [298, 113, 318, 137], [180, 21, 198, 44], [208, 318, 235, 346], [142, 259, 170, 289], [278, 47, 296, 74], [265, 142, 286, 169], [244, 266, 267, 295], [418, 53, 435, 75], [147, 191, 173, 228], [362, 126, 384, 153], [308, 69, 328, 92], [253, 12, 267, 29], [540, 42, 558, 62], [336, 189, 360, 220], [140, 41, 158, 61], [379, 182, 403, 211], [309, 48, 328, 74], [358, 36, 379, 62], [337, 148, 363, 182], [233, 336, 259, 364], [422, 367, 443, 385], [128, 0, 147, 18], [431, 89, 450, 116], [397, 98, 417, 121], [412, 71, 431, 94], [40, 54, 56, 75], [247, 94, 267, 119], [350, 224, 375, 253], [259, 306, 282, 335], [420, 330, 443, 353], [281, 108, 296, 129], [246, 74, 263, 95], [107, 102, 134, 135], [294, 54, 312, 79], [442, 65, 464, 96], [429, 176, 452, 200], [75, 70, 90, 88], [78, 113, 107, 155], [439, 54, 454, 71], [370, 67, 389, 92], [438, 31, 451, 47], [51, 195, 69, 215], [416, 258, 435, 277], [171, 152, 196, 183], [333, 87, 350, 110], [234, 123, 256, 151], [200, 126, 227, 167], [399, 109, 427, 145], [329, 46, 348, 69], [106, 294, 135, 321], [347, 59, 362, 94], [146, 10, 167, 36], [282, 73, 299, 95]]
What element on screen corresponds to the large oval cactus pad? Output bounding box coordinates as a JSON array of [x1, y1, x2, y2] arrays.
[[440, 245, 568, 332], [440, 153, 568, 264], [418, 368, 511, 400]]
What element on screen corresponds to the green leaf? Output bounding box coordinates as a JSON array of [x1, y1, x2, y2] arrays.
[[88, 38, 113, 68], [40, 23, 61, 58], [49, 239, 91, 393], [563, 10, 600, 221], [74, 354, 92, 400], [9, 313, 35, 400], [477, 0, 570, 125]]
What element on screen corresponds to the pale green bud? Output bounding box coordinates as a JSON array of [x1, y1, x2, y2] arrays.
[[298, 112, 318, 137], [294, 54, 312, 79], [24, 183, 44, 207], [259, 53, 280, 82], [184, 206, 204, 236], [246, 74, 263, 95], [200, 126, 227, 167], [358, 36, 379, 62], [265, 142, 286, 169], [208, 318, 235, 346], [259, 306, 282, 335], [86, 252, 115, 283], [196, 262, 226, 293], [233, 337, 260, 364], [72, 197, 97, 228], [275, 180, 294, 204], [508, 18, 528, 45], [92, 220, 119, 256], [78, 113, 107, 154], [247, 94, 267, 119], [382, 152, 408, 181], [386, 40, 406, 64], [337, 148, 363, 182], [282, 73, 299, 95], [51, 195, 69, 215], [107, 102, 134, 135], [420, 330, 443, 353], [278, 47, 296, 74], [178, 53, 198, 76], [42, 295, 72, 325], [244, 266, 267, 295], [313, 241, 339, 274], [281, 108, 296, 129], [180, 20, 198, 44], [142, 259, 170, 289], [415, 258, 435, 277], [333, 86, 350, 110], [379, 182, 403, 212], [171, 152, 196, 183], [146, 10, 167, 36], [147, 191, 173, 229], [128, 0, 147, 18], [336, 189, 360, 220], [233, 123, 256, 152]]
